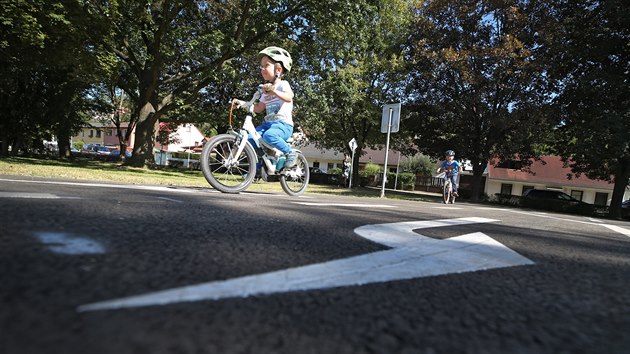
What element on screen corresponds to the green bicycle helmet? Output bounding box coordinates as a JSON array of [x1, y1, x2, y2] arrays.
[[258, 46, 292, 73]]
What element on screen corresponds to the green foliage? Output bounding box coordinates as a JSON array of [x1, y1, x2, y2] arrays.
[[73, 141, 84, 151], [386, 172, 416, 190], [294, 0, 416, 164], [361, 161, 382, 177], [0, 0, 101, 157], [539, 0, 630, 218], [399, 154, 434, 176], [405, 1, 556, 201], [328, 167, 342, 176]]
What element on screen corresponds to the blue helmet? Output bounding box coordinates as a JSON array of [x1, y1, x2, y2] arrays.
[[445, 150, 455, 156]]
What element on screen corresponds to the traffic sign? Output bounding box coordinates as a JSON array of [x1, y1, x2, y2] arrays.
[[381, 103, 401, 133]]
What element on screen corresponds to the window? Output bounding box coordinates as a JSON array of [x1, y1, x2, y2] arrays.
[[106, 129, 113, 136], [500, 183, 513, 195], [313, 161, 320, 168], [496, 160, 523, 169], [96, 130, 101, 138], [522, 185, 534, 195], [328, 163, 334, 170], [594, 192, 608, 206], [570, 190, 583, 201], [89, 130, 94, 138]]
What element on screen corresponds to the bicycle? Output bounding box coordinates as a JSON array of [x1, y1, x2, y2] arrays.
[[439, 172, 456, 204], [200, 86, 310, 196]]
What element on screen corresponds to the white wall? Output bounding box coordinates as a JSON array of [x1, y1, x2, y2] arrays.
[[486, 179, 629, 206], [165, 124, 205, 152]]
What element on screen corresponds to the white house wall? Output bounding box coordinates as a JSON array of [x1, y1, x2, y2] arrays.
[[486, 179, 629, 206], [165, 124, 206, 152]]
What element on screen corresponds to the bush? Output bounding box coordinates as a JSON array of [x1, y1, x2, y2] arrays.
[[328, 167, 342, 176], [361, 161, 382, 177], [385, 172, 416, 190]]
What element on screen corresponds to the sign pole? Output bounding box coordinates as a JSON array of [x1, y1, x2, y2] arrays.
[[349, 150, 355, 189], [380, 108, 393, 198], [348, 138, 358, 189]]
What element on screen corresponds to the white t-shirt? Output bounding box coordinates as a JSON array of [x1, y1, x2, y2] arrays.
[[260, 80, 293, 126]]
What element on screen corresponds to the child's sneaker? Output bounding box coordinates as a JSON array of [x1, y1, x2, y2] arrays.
[[453, 191, 459, 197], [284, 151, 298, 168]]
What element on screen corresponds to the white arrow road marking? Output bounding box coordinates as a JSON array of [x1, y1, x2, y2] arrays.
[[77, 217, 534, 312], [604, 224, 630, 238]]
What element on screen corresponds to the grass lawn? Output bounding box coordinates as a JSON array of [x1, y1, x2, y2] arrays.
[[0, 156, 439, 202]]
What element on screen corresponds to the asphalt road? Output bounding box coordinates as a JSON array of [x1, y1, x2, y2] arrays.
[[1, 176, 629, 354]]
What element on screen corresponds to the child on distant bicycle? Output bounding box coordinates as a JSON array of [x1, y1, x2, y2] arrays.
[[436, 150, 461, 197], [235, 46, 298, 168]]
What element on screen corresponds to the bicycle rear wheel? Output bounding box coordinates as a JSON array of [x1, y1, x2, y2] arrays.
[[200, 134, 256, 193], [279, 152, 309, 196]]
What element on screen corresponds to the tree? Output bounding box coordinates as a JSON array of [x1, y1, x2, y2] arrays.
[[81, 0, 378, 167], [0, 0, 101, 158], [295, 0, 415, 187], [406, 1, 555, 201], [541, 0, 630, 218]]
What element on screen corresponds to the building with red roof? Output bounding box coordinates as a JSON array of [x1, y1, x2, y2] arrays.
[[485, 156, 628, 206]]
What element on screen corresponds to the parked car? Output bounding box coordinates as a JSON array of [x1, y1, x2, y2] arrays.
[[522, 189, 594, 215], [622, 200, 630, 219], [522, 189, 583, 202], [95, 146, 112, 155], [82, 143, 99, 153]]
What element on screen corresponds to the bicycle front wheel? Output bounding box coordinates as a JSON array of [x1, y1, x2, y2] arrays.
[[443, 180, 452, 204], [200, 134, 256, 193], [280, 152, 310, 196]]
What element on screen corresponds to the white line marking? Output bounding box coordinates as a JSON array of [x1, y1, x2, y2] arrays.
[[434, 206, 462, 209], [473, 206, 630, 240], [0, 178, 196, 194], [0, 192, 62, 199], [603, 224, 630, 237], [293, 202, 397, 208], [35, 232, 105, 255], [77, 217, 533, 312]]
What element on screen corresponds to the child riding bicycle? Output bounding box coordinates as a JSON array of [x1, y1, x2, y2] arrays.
[[436, 150, 461, 197], [234, 46, 298, 168]]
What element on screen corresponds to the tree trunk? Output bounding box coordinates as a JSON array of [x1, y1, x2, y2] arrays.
[[125, 101, 160, 167], [126, 119, 156, 167], [608, 158, 630, 219], [470, 159, 487, 202], [349, 146, 363, 188], [56, 128, 72, 159], [0, 129, 8, 156]]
